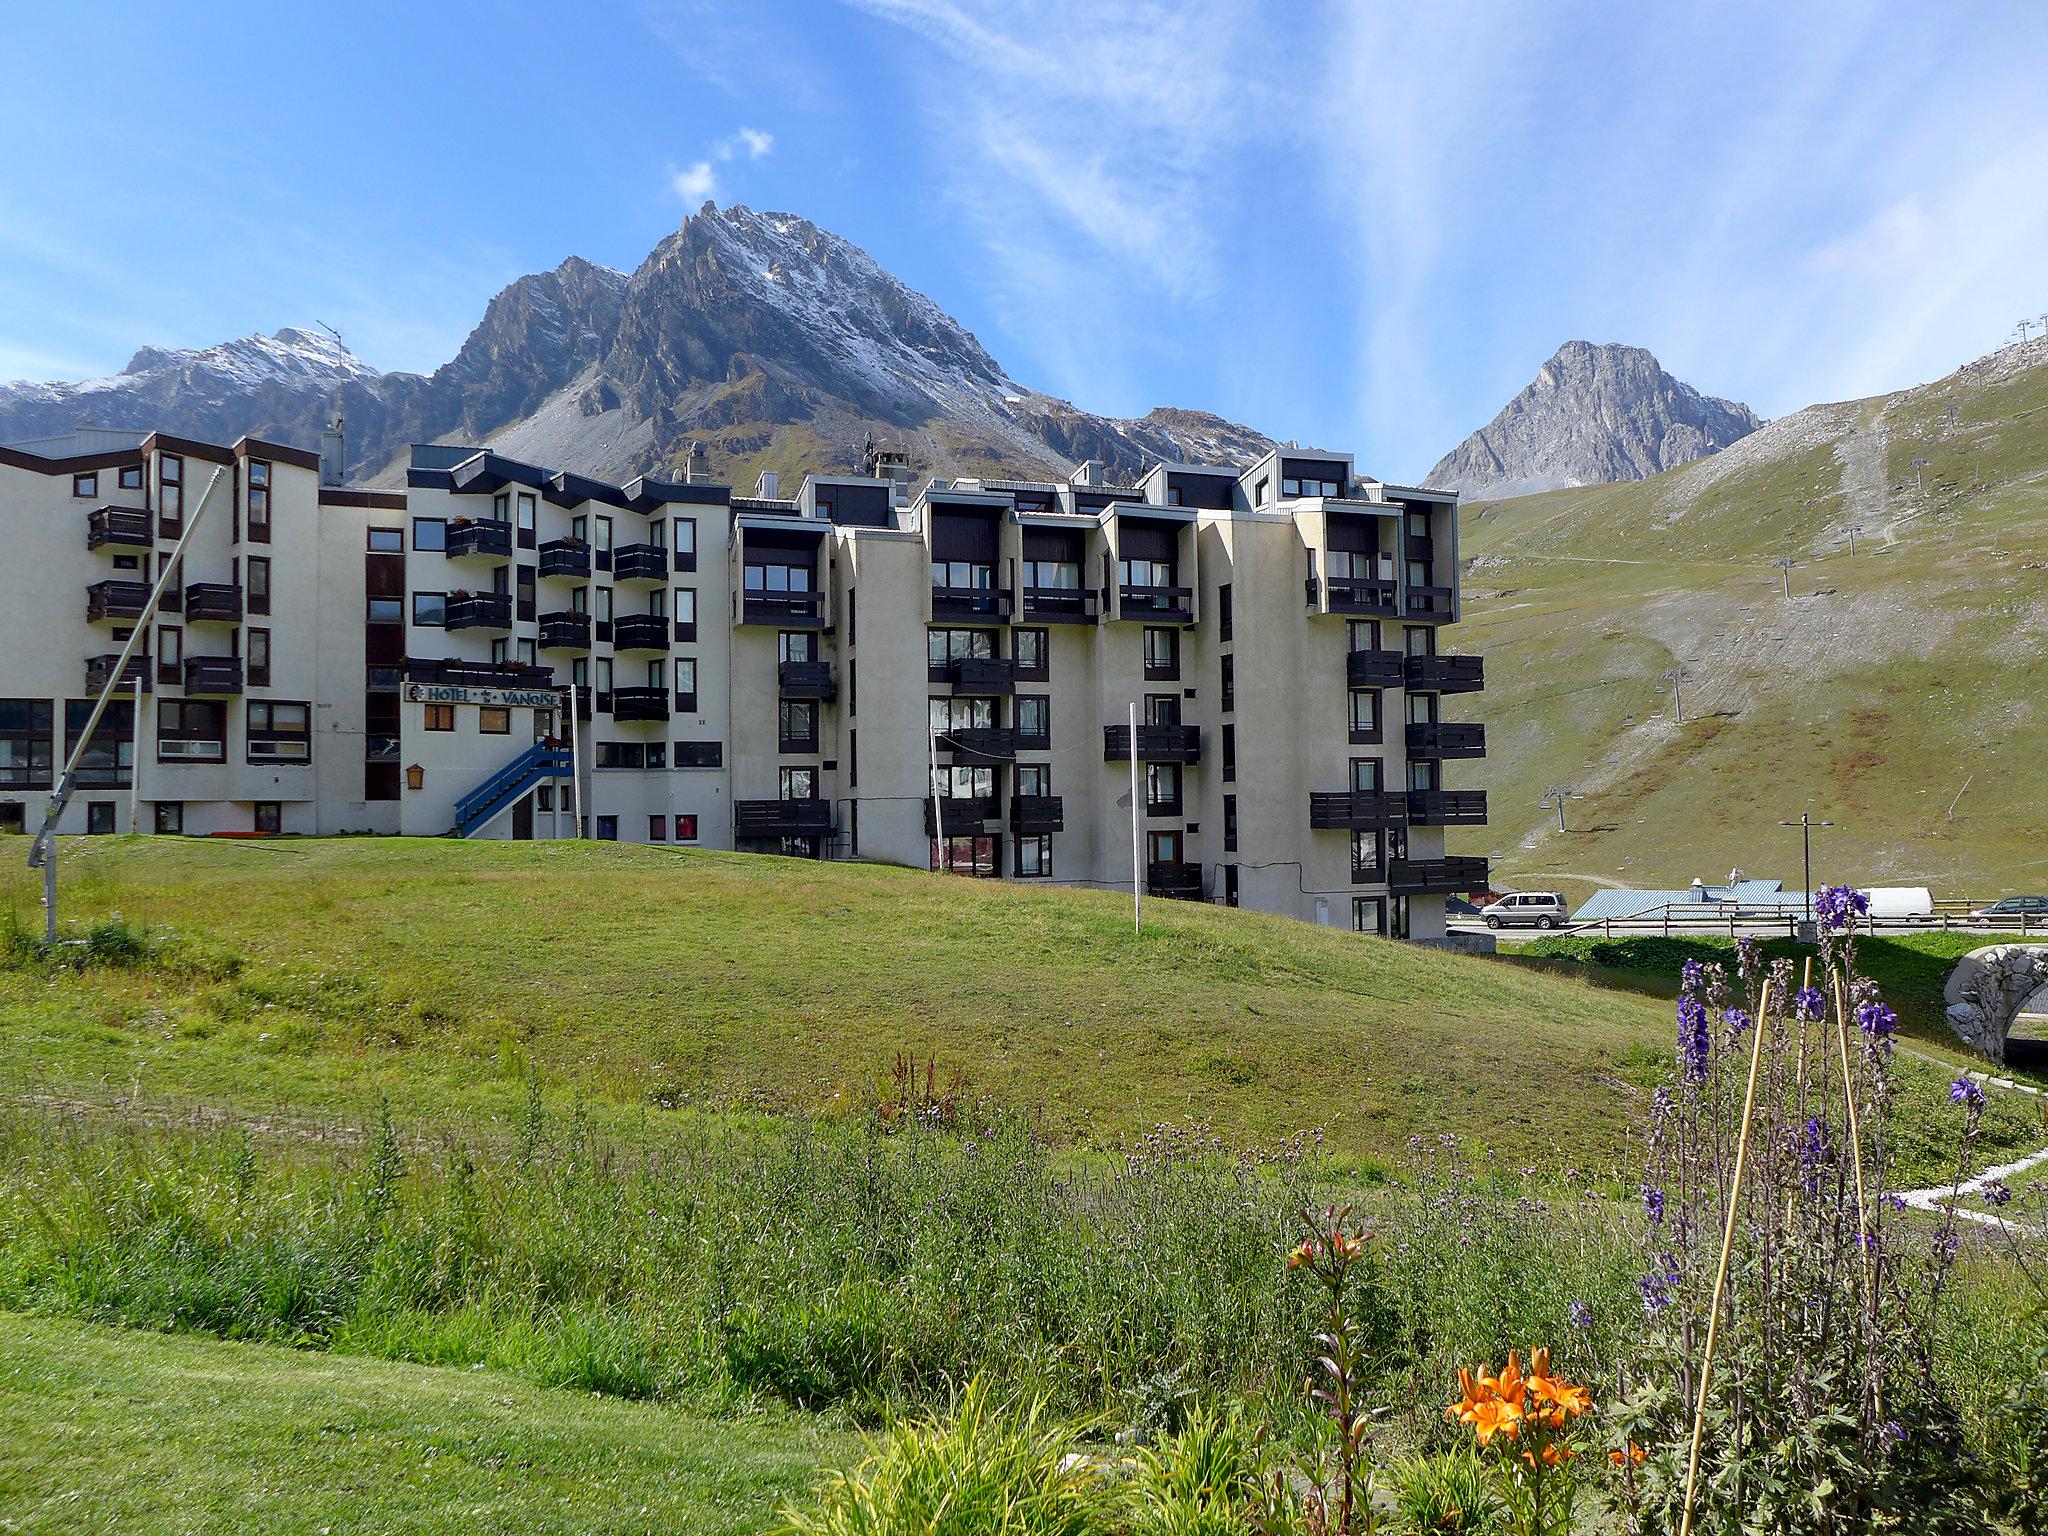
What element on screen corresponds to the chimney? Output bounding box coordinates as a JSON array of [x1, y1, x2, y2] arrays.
[[319, 406, 346, 487], [1069, 458, 1103, 488], [685, 441, 712, 485], [755, 469, 780, 500]]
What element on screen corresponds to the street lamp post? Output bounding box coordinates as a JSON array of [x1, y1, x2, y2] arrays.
[[1778, 814, 1835, 923]]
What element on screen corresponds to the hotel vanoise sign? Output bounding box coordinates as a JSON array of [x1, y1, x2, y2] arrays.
[[403, 683, 562, 709]]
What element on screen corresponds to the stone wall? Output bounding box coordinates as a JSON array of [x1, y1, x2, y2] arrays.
[[1944, 945, 2048, 1062]]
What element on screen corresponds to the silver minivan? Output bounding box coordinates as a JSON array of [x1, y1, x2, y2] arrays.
[[1480, 891, 1567, 930]]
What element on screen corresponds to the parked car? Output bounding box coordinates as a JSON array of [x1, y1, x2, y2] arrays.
[[1480, 891, 1568, 930], [1968, 896, 2048, 928]]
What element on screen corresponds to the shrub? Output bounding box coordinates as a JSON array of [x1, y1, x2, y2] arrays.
[[1386, 1449, 1504, 1533]]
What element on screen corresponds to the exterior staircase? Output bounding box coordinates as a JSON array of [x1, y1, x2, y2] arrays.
[[452, 741, 574, 837]]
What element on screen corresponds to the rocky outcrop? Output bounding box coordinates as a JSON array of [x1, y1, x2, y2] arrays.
[[1428, 341, 1761, 500], [1944, 945, 2048, 1061]]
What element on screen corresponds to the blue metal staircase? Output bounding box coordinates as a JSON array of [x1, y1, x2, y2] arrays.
[[452, 742, 575, 837]]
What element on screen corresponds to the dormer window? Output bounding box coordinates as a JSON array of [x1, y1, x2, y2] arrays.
[[1282, 475, 1342, 498]]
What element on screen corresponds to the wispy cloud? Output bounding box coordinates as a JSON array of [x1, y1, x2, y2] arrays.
[[672, 160, 718, 202], [668, 124, 776, 205]]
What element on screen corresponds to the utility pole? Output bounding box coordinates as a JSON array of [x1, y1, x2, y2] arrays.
[[1944, 400, 1959, 431], [1910, 457, 1932, 502], [1774, 556, 1796, 600], [1778, 814, 1835, 924], [1663, 666, 1691, 724], [1539, 785, 1583, 833], [1844, 521, 1861, 557], [2020, 318, 2035, 346]]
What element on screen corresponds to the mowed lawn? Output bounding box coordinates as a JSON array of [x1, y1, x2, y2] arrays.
[[0, 1311, 843, 1535], [0, 836, 1670, 1166]]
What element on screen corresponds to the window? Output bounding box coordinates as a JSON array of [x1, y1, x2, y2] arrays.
[[65, 700, 133, 787], [846, 587, 856, 643], [493, 492, 510, 522], [1353, 896, 1385, 935], [412, 518, 447, 552], [1120, 557, 1175, 590], [73, 471, 97, 498], [157, 699, 226, 762], [154, 801, 183, 834], [516, 493, 536, 532], [1351, 757, 1384, 792], [1223, 865, 1240, 907], [779, 698, 819, 752], [1408, 509, 1431, 539], [648, 815, 667, 841], [933, 558, 994, 591], [932, 764, 995, 800], [119, 465, 143, 491], [157, 625, 183, 685], [247, 701, 311, 762], [595, 658, 613, 704], [1013, 628, 1048, 679], [412, 592, 446, 626], [478, 707, 511, 735], [674, 587, 697, 642], [367, 597, 403, 623], [1406, 691, 1438, 726], [1144, 693, 1180, 727], [1404, 625, 1436, 658], [675, 814, 699, 842], [1349, 620, 1382, 653], [1, 701, 54, 789], [1015, 763, 1051, 797], [926, 628, 996, 667], [929, 695, 995, 735], [593, 517, 613, 557], [1218, 583, 1233, 640], [1022, 559, 1080, 591], [368, 527, 403, 552], [424, 704, 456, 732], [247, 556, 271, 615], [932, 834, 998, 877], [675, 742, 722, 769], [596, 742, 650, 769], [1015, 695, 1050, 749], [1015, 835, 1052, 877], [1222, 723, 1236, 782], [1253, 476, 1269, 506], [675, 658, 698, 712], [780, 766, 817, 800], [86, 801, 115, 834], [1351, 831, 1383, 880], [780, 631, 817, 663], [848, 659, 857, 715], [159, 454, 184, 533], [246, 461, 271, 541], [247, 629, 271, 688], [1143, 626, 1179, 681], [1348, 689, 1381, 743], [596, 815, 619, 841], [1281, 474, 1342, 498], [645, 658, 666, 691], [644, 742, 667, 770], [1146, 761, 1182, 816], [1223, 794, 1238, 853], [1220, 654, 1234, 711], [673, 517, 697, 570]]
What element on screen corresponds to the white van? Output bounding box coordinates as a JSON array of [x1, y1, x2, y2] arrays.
[[1480, 892, 1568, 930]]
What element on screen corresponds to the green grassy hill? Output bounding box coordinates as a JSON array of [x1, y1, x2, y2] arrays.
[[1453, 343, 2048, 908], [0, 836, 1674, 1168]]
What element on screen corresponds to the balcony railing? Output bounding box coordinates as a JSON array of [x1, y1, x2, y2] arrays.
[[940, 726, 1016, 763], [182, 656, 244, 696], [1325, 576, 1401, 616], [1021, 587, 1098, 624], [86, 507, 152, 549], [537, 611, 592, 651], [1117, 584, 1193, 623], [183, 583, 244, 624], [734, 799, 834, 839], [1405, 583, 1456, 620], [1406, 789, 1489, 826], [932, 585, 1011, 622], [537, 537, 592, 580], [1308, 791, 1409, 831], [86, 580, 152, 623], [445, 593, 514, 632], [1103, 723, 1202, 764], [84, 654, 150, 695], [445, 520, 514, 561], [948, 656, 1015, 694], [924, 796, 1000, 836], [742, 590, 824, 627], [611, 686, 670, 722], [778, 660, 837, 699], [1387, 856, 1490, 895], [1346, 650, 1405, 689], [1146, 861, 1204, 900], [1009, 794, 1065, 834], [611, 613, 670, 651], [405, 658, 554, 690], [613, 543, 668, 583], [1405, 722, 1487, 759], [1404, 654, 1485, 693]]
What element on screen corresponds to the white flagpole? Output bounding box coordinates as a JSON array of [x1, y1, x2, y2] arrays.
[[928, 714, 946, 874], [567, 683, 584, 837], [1128, 699, 1142, 935]]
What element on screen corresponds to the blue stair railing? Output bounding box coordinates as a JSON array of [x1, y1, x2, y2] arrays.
[[452, 742, 575, 837]]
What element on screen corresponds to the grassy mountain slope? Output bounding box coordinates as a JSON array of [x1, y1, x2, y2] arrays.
[[1454, 343, 2048, 907]]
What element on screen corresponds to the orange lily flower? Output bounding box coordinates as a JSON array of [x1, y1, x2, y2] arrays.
[[1466, 1393, 1522, 1445]]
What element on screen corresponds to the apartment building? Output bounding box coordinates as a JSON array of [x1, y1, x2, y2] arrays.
[[1, 427, 1487, 940]]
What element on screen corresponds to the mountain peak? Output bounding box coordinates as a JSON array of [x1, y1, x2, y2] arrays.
[[1429, 341, 1761, 500]]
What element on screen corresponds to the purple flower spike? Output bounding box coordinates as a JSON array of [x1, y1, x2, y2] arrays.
[[1569, 1299, 1593, 1331], [1815, 884, 1869, 932], [1678, 996, 1712, 1081], [1984, 1179, 2013, 1207], [1641, 1183, 1666, 1225], [1950, 1076, 1985, 1110], [1794, 986, 1827, 1022]]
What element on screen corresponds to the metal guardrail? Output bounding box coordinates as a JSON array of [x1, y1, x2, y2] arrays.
[[1479, 900, 2047, 940]]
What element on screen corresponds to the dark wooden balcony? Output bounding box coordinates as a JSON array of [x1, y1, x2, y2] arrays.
[[445, 593, 514, 632], [183, 582, 244, 624], [924, 796, 999, 836], [613, 543, 668, 583], [86, 580, 152, 623], [742, 590, 825, 627], [735, 798, 834, 839], [941, 726, 1016, 763], [405, 657, 555, 691], [1404, 654, 1484, 693], [85, 654, 150, 695], [778, 660, 837, 699], [1322, 577, 1400, 616], [1147, 861, 1204, 900], [1347, 650, 1405, 689], [948, 656, 1015, 694], [610, 686, 670, 722], [1406, 790, 1489, 826], [1021, 587, 1098, 624], [1103, 723, 1202, 764], [183, 656, 244, 696], [1404, 583, 1456, 620], [445, 519, 514, 561], [86, 507, 152, 549], [1117, 584, 1193, 623], [611, 613, 670, 651], [537, 611, 591, 651], [931, 585, 1011, 622], [1009, 794, 1065, 834], [538, 537, 592, 579], [1406, 722, 1486, 759], [1387, 856, 1490, 895], [1309, 791, 1409, 830]]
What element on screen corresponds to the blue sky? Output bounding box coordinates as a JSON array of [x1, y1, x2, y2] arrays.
[[2, 0, 2045, 480]]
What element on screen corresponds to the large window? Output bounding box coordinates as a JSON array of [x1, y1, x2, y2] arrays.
[[932, 834, 999, 877], [1146, 761, 1183, 816], [933, 559, 993, 590], [65, 700, 133, 787], [1022, 558, 1080, 590], [744, 559, 812, 593], [779, 766, 817, 800], [929, 696, 995, 735], [1014, 763, 1051, 797], [157, 699, 226, 762], [779, 698, 819, 752], [1015, 695, 1050, 749], [675, 658, 698, 712], [1282, 472, 1343, 498], [1143, 626, 1179, 680], [424, 704, 455, 732], [1349, 619, 1382, 653], [675, 742, 723, 769], [1119, 557, 1175, 588], [1015, 835, 1052, 877], [246, 460, 271, 541], [932, 764, 995, 800], [159, 454, 184, 535], [412, 592, 446, 626], [246, 701, 311, 763], [779, 630, 816, 663], [411, 517, 446, 552], [0, 700, 54, 789], [673, 518, 697, 569], [247, 555, 271, 615], [926, 627, 996, 667], [478, 707, 510, 735], [674, 587, 697, 642], [1348, 688, 1381, 744], [1013, 628, 1048, 679]]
